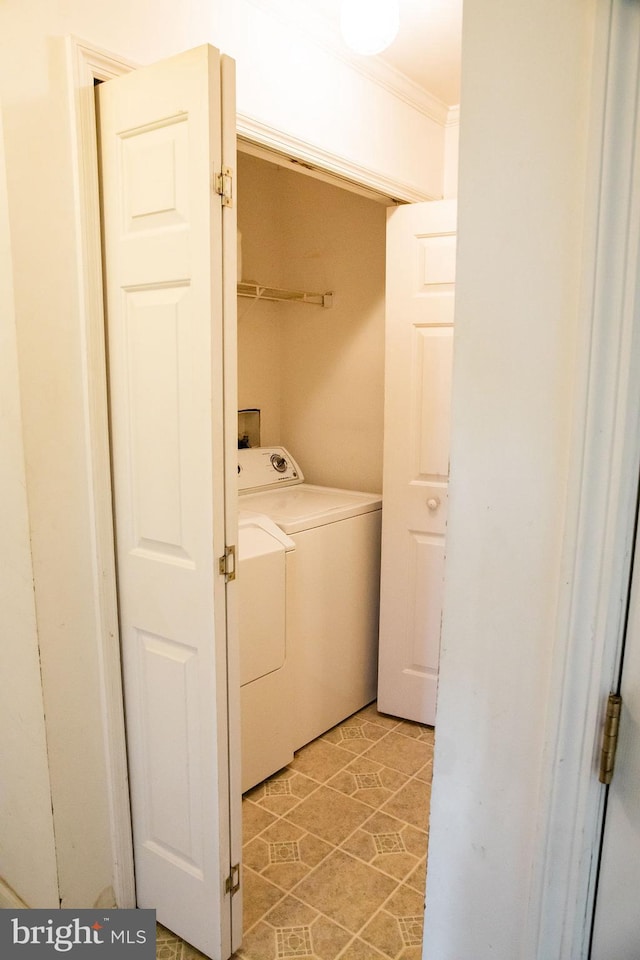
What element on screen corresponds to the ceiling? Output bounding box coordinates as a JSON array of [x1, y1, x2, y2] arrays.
[[308, 0, 463, 108]]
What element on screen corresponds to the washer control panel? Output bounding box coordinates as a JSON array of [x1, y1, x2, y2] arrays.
[[238, 446, 303, 492]]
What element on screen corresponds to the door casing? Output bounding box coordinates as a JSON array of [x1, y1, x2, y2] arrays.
[[65, 33, 429, 913], [525, 2, 640, 954]]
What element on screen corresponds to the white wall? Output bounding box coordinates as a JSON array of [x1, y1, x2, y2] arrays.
[[237, 154, 285, 446], [0, 0, 444, 907], [279, 170, 386, 493], [237, 152, 387, 493], [0, 109, 58, 909], [424, 1, 597, 957]]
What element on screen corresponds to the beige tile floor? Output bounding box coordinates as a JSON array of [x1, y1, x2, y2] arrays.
[[156, 702, 433, 960]]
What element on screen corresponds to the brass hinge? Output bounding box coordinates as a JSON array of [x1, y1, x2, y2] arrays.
[[218, 544, 236, 582], [225, 863, 240, 896], [214, 166, 233, 207], [599, 693, 622, 785]]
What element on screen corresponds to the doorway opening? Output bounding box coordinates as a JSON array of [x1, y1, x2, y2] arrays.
[[231, 145, 436, 955]]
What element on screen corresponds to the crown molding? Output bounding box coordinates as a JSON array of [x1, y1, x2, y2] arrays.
[[241, 0, 451, 126], [237, 113, 437, 203]]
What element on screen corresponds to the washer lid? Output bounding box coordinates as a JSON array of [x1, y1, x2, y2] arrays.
[[239, 484, 382, 534], [238, 446, 303, 493]]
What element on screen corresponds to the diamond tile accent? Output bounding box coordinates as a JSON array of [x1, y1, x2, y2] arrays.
[[341, 725, 366, 741], [354, 772, 383, 790], [270, 841, 301, 863], [266, 779, 292, 796], [373, 832, 406, 855], [156, 943, 179, 960], [275, 925, 313, 957], [398, 916, 423, 946]]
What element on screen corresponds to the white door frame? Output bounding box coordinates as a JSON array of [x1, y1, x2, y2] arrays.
[[64, 33, 432, 912], [525, 1, 640, 956], [65, 3, 640, 949], [65, 36, 139, 909]]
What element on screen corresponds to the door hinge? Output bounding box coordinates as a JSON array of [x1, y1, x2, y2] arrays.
[[214, 166, 233, 207], [225, 862, 240, 896], [218, 544, 236, 582], [599, 693, 622, 785]]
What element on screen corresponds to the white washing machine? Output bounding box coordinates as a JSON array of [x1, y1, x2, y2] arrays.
[[238, 447, 382, 751], [237, 510, 295, 792]]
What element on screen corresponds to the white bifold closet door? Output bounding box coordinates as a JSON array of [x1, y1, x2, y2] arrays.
[[378, 199, 456, 725], [97, 45, 241, 959]]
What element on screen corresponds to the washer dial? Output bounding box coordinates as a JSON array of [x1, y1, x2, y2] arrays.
[[270, 453, 288, 473]]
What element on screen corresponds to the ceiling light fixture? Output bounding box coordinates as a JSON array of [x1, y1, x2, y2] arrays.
[[340, 0, 400, 56]]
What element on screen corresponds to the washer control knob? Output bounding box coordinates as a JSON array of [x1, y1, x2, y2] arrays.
[[270, 453, 288, 473], [427, 497, 440, 511]]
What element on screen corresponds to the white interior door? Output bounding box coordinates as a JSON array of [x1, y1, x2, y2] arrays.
[[590, 545, 640, 958], [377, 199, 456, 724], [97, 45, 240, 958]]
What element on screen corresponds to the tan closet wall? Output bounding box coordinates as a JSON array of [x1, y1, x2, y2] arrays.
[[237, 152, 386, 493]]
